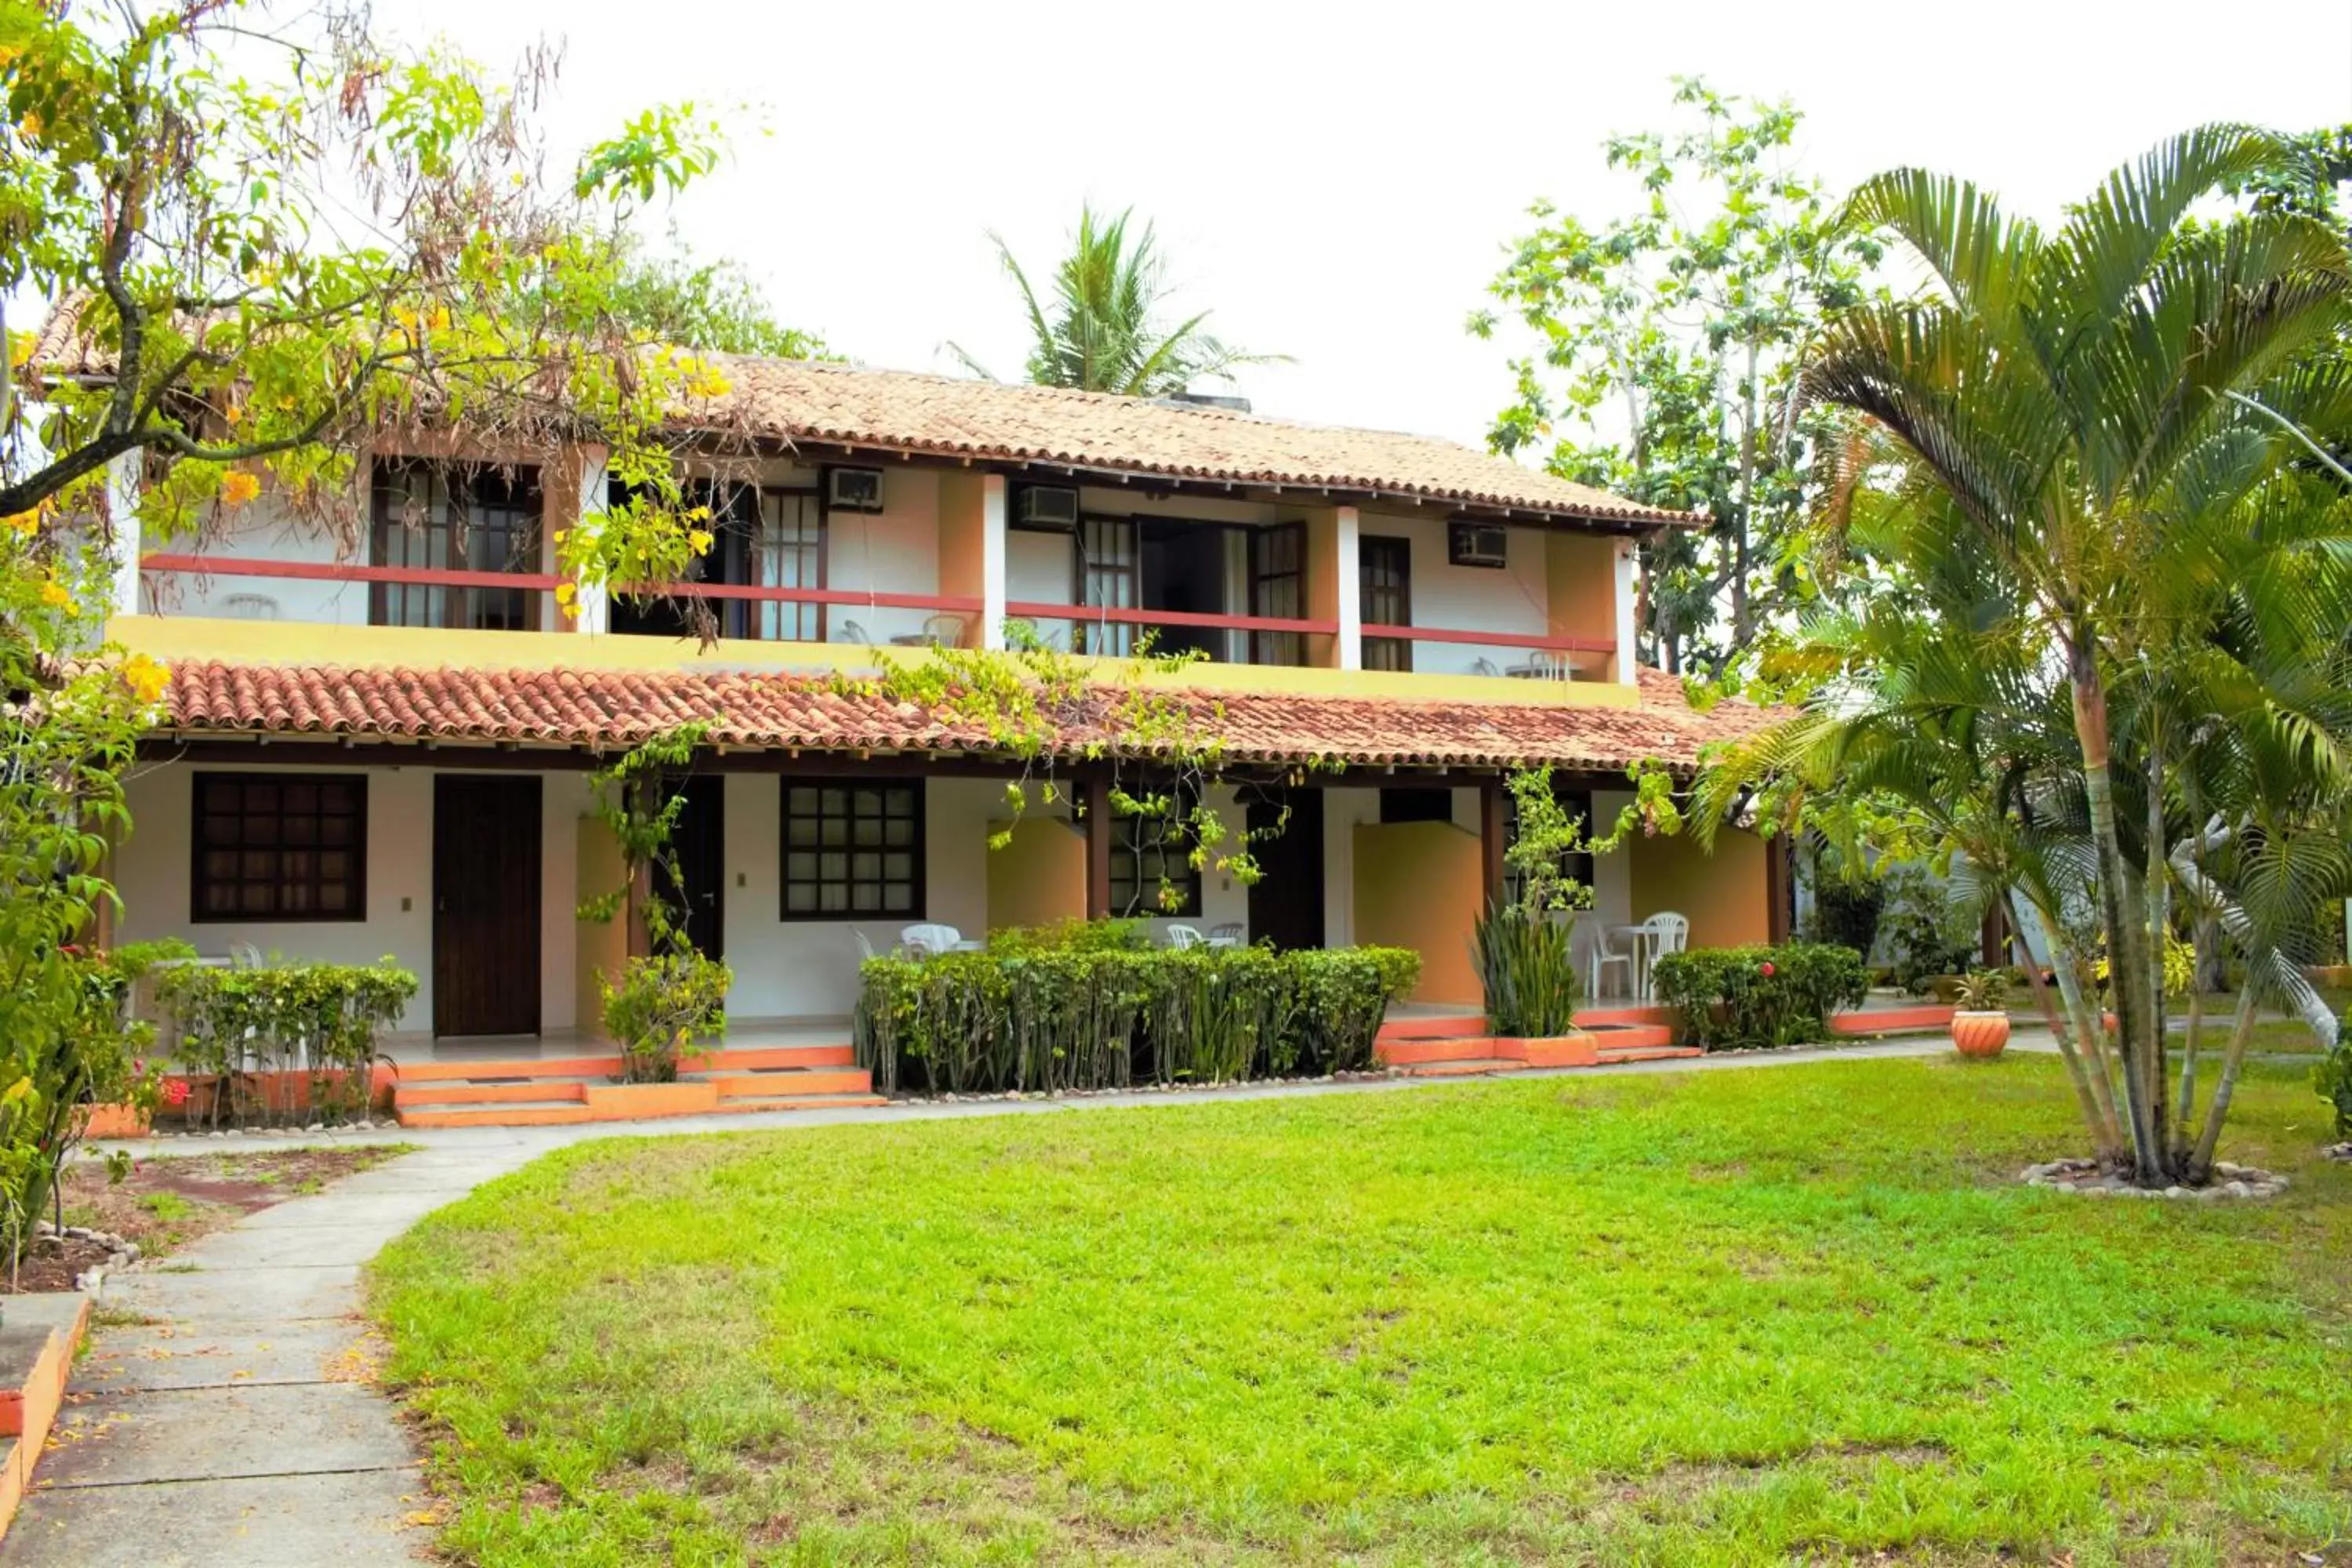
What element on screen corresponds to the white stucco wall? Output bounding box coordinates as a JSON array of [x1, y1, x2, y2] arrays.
[[116, 760, 587, 1039], [824, 466, 943, 647], [1356, 510, 1551, 676]]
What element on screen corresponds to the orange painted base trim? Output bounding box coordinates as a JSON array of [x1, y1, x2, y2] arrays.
[[581, 1081, 720, 1120], [82, 1105, 150, 1139], [1827, 1004, 1957, 1036], [0, 1295, 90, 1544], [1492, 1033, 1602, 1069]]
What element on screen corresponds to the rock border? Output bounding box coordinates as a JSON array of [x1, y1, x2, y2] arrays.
[[30, 1218, 142, 1291], [2325, 1142, 2350, 1163], [2020, 1158, 2288, 1200]]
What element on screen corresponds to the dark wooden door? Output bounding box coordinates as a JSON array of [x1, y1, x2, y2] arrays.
[[1247, 790, 1325, 951], [659, 774, 725, 960], [433, 774, 543, 1037]]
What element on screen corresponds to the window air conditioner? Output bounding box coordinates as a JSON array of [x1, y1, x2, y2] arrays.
[[1446, 519, 1508, 568], [826, 466, 884, 513], [1015, 485, 1081, 529]]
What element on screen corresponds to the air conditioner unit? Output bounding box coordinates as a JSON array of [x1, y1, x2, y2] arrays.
[[826, 466, 884, 513], [1015, 485, 1080, 529], [1447, 519, 1508, 568]]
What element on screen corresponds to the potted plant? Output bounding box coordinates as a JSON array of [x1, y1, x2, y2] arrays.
[[1949, 969, 2011, 1058]]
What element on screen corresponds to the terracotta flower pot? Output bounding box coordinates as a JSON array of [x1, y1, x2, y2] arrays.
[[1951, 1010, 2011, 1058]]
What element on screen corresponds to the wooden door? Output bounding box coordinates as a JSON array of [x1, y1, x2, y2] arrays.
[[1247, 790, 1326, 951], [659, 774, 726, 960], [433, 774, 543, 1037]]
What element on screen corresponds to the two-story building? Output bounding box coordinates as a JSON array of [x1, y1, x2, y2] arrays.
[[99, 355, 1785, 1048]]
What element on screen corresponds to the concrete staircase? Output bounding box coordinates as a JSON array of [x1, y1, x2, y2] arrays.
[[391, 1043, 884, 1128], [1372, 1009, 1700, 1078]]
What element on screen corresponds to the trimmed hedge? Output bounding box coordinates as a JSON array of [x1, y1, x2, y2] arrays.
[[853, 944, 1421, 1095], [150, 958, 417, 1127], [1650, 943, 1869, 1052]]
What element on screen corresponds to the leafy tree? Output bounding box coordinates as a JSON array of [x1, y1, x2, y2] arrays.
[[595, 228, 838, 361], [1, 0, 736, 595], [1711, 127, 2352, 1186], [1472, 78, 1882, 677], [951, 204, 1284, 397]]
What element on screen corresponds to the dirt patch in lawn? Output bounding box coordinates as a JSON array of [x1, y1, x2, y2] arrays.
[[2, 1145, 412, 1294]]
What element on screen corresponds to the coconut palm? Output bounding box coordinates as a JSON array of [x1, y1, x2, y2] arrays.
[[1782, 127, 2352, 1184], [950, 204, 1285, 397]]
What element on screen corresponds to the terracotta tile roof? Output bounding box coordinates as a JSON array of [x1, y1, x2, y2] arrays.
[[693, 356, 1689, 526], [34, 305, 1690, 527], [154, 660, 1775, 774]]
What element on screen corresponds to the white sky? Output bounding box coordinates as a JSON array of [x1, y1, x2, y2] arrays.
[[216, 2, 2352, 449]]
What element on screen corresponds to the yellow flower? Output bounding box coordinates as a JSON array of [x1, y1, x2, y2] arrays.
[[3, 510, 37, 537], [38, 580, 74, 612], [555, 582, 578, 609], [687, 529, 713, 555], [121, 653, 170, 706], [220, 472, 261, 507]]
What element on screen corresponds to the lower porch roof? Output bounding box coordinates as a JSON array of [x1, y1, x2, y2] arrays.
[[148, 659, 1778, 775]]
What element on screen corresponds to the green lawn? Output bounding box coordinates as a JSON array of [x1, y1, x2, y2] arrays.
[[369, 1058, 2352, 1566]]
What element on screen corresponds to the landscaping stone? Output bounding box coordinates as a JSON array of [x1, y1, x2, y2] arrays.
[[2019, 1157, 2289, 1199]]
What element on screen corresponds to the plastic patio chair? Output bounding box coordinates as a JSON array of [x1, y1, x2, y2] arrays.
[[1207, 921, 1245, 949], [921, 613, 967, 648], [852, 928, 877, 960], [1571, 913, 1635, 1001], [899, 923, 962, 956], [837, 619, 872, 646], [1637, 911, 1691, 1000], [1164, 925, 1207, 950]]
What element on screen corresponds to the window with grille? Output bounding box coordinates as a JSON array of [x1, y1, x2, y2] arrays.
[[1108, 792, 1203, 917], [370, 461, 541, 630], [1077, 517, 1138, 655], [191, 774, 367, 921], [753, 489, 825, 641], [1359, 535, 1413, 672], [780, 782, 922, 918]]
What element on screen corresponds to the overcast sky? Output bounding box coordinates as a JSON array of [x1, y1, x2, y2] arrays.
[[376, 2, 2349, 448]]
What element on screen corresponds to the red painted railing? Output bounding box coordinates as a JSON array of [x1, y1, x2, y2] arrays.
[[625, 581, 982, 614], [140, 554, 562, 592], [1005, 601, 1340, 637], [1362, 622, 1614, 655]]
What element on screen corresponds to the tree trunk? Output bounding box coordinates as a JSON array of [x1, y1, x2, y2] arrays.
[[2187, 982, 2263, 1184], [2009, 889, 2117, 1158], [1730, 339, 1761, 651], [2142, 710, 2172, 1164], [2068, 637, 2165, 1184]]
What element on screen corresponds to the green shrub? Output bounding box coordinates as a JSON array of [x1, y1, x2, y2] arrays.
[[1650, 943, 1869, 1052], [1879, 869, 1977, 995], [2315, 1046, 2352, 1140], [986, 917, 1149, 955], [852, 941, 1421, 1095], [1806, 877, 1885, 957], [600, 950, 732, 1083], [1473, 911, 1581, 1037], [151, 957, 418, 1127]]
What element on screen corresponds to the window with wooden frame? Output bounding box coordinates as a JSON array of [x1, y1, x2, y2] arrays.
[[752, 488, 826, 642], [1359, 535, 1413, 672], [1077, 516, 1138, 655], [191, 773, 367, 921], [369, 460, 542, 630], [780, 781, 922, 919], [1248, 522, 1305, 666], [1108, 790, 1203, 918]]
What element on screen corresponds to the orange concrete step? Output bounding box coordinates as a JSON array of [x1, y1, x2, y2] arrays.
[[1377, 1035, 1495, 1065], [688, 1044, 855, 1073], [1396, 1058, 1526, 1078], [397, 1054, 626, 1083], [397, 1100, 599, 1128], [394, 1078, 592, 1108], [1575, 1004, 1678, 1029], [1584, 1024, 1677, 1051], [1828, 1005, 1955, 1036], [711, 1068, 873, 1098], [1594, 1044, 1704, 1063]]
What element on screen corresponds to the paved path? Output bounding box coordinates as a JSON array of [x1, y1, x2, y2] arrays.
[[2, 1033, 1980, 1566]]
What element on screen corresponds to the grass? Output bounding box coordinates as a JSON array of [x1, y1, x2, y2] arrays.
[[369, 1058, 2352, 1566]]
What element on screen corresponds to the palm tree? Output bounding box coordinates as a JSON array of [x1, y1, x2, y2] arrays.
[[950, 205, 1285, 397], [1780, 127, 2352, 1184]]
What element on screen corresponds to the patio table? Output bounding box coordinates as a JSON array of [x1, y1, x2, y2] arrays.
[[1608, 924, 1664, 1001]]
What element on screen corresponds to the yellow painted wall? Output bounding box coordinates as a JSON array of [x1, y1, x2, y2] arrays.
[[1304, 506, 1343, 670], [936, 470, 984, 645], [1545, 532, 1618, 677], [1630, 826, 1771, 949], [985, 816, 1087, 933], [1352, 820, 1483, 1005], [574, 815, 627, 1043]]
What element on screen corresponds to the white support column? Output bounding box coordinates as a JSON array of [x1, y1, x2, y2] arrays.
[[980, 472, 1008, 650], [107, 451, 143, 618], [1613, 537, 1639, 686], [572, 445, 611, 637], [1333, 504, 1363, 671]]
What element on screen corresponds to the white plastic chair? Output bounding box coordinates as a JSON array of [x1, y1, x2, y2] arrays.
[[1470, 656, 1503, 678], [837, 619, 872, 646], [1638, 911, 1690, 1000], [1571, 913, 1636, 1001], [922, 613, 967, 648], [1207, 921, 1245, 949], [852, 928, 877, 960], [899, 923, 961, 956], [1165, 924, 1206, 950]]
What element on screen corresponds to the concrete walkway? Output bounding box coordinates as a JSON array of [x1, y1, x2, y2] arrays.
[[1, 1033, 1983, 1566]]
